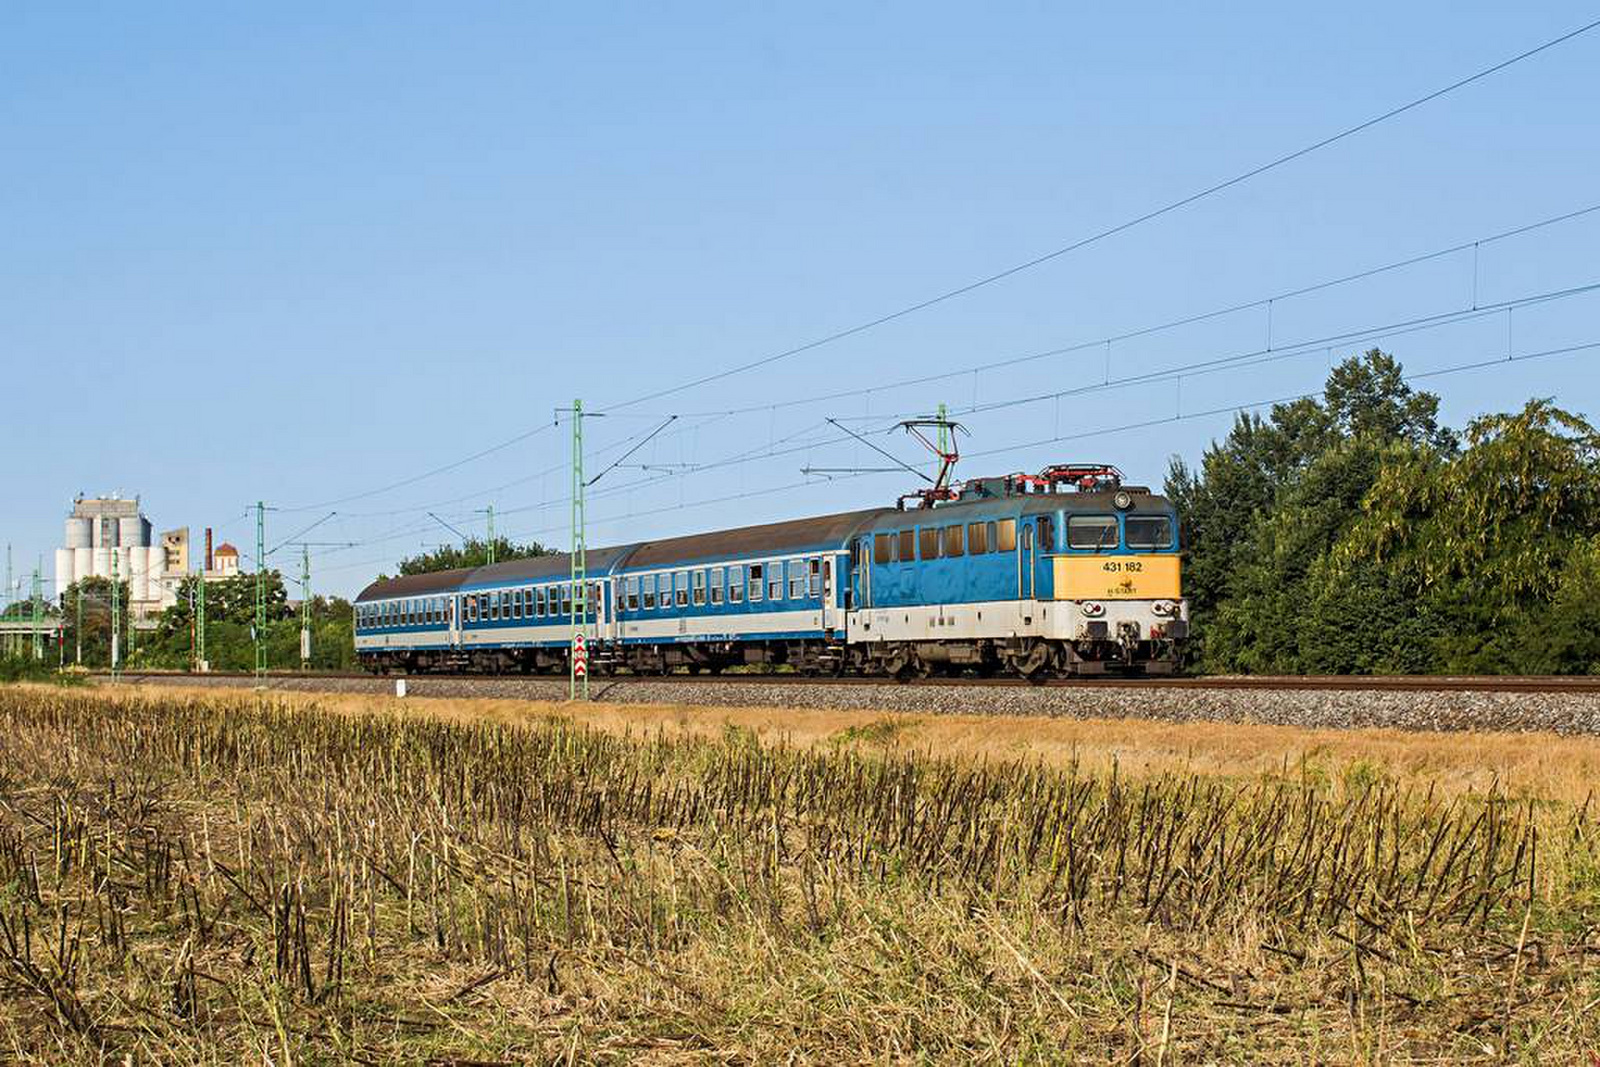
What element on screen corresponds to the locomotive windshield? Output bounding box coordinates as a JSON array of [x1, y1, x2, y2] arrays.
[[1066, 515, 1118, 550], [1124, 516, 1174, 549]]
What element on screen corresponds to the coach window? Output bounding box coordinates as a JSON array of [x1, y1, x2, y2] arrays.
[[809, 558, 822, 596], [748, 564, 764, 601], [729, 565, 745, 603], [639, 574, 654, 610], [788, 561, 805, 599], [1067, 515, 1118, 551], [944, 525, 965, 558], [710, 567, 724, 605], [624, 577, 638, 612], [873, 534, 892, 565], [768, 563, 784, 601], [692, 570, 707, 606], [508, 589, 519, 619], [673, 572, 687, 607], [1125, 516, 1174, 549], [920, 526, 940, 561], [464, 597, 476, 623], [561, 585, 573, 618], [997, 519, 1017, 552]]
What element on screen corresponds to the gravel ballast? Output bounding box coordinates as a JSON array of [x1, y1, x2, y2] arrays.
[[93, 674, 1600, 736]]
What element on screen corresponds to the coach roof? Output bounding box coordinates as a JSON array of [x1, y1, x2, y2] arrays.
[[355, 566, 476, 603], [623, 509, 890, 569]]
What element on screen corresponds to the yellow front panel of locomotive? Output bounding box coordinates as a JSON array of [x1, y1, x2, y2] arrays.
[[1055, 555, 1181, 600]]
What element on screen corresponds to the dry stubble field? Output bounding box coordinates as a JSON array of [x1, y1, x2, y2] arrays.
[[0, 682, 1597, 1063]]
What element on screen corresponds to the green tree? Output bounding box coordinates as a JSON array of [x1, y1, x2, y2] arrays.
[[1169, 349, 1451, 671], [57, 576, 130, 668], [393, 537, 552, 577], [1333, 399, 1600, 672]]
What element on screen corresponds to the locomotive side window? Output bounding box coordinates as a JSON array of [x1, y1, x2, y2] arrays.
[[1067, 516, 1118, 550], [967, 522, 987, 554], [729, 564, 744, 603], [920, 527, 940, 560], [749, 565, 763, 601], [1125, 516, 1174, 549], [997, 519, 1017, 552], [874, 534, 892, 565], [943, 525, 964, 558], [898, 529, 915, 562], [1038, 515, 1055, 553]]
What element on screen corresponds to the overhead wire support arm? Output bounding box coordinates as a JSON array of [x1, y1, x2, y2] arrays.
[[823, 418, 932, 484], [587, 414, 676, 487], [267, 511, 338, 557], [427, 512, 472, 544]]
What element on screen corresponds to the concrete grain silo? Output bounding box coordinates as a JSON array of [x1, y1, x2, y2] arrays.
[[54, 548, 73, 597]]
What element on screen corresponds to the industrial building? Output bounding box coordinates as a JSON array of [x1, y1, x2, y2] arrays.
[[52, 496, 184, 617]]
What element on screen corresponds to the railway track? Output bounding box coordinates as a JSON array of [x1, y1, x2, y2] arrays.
[[85, 670, 1600, 694]]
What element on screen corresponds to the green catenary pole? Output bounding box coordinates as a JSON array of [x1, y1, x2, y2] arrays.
[[300, 544, 312, 668], [110, 550, 120, 678], [255, 502, 266, 678], [196, 568, 206, 671], [30, 565, 42, 661], [571, 399, 588, 701]]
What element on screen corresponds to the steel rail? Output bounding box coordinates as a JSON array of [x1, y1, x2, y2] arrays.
[[83, 670, 1600, 694]]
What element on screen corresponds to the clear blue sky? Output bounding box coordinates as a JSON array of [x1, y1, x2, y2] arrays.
[[5, 2, 1598, 599]]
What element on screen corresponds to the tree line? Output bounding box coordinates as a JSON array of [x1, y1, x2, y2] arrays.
[[1169, 349, 1600, 674]]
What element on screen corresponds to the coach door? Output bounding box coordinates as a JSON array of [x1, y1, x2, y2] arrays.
[[448, 596, 460, 647], [822, 557, 839, 633]]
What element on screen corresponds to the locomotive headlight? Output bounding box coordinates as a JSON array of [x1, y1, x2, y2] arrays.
[[1081, 601, 1105, 617], [1150, 600, 1180, 617], [1112, 490, 1133, 511]]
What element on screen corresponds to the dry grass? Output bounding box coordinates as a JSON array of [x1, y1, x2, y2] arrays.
[[114, 682, 1600, 805], [0, 683, 1596, 1063]]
